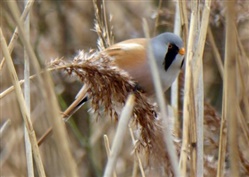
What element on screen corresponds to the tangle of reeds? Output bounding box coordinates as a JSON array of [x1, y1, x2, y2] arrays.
[[1, 0, 249, 177]]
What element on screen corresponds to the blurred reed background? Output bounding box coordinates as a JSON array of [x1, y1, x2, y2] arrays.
[[0, 0, 249, 177]]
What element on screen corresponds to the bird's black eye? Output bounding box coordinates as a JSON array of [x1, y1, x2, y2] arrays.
[[168, 44, 173, 49]]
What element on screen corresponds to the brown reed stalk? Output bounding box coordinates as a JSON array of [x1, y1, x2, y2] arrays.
[[37, 127, 53, 146], [179, 1, 198, 176], [178, 0, 189, 45], [224, 1, 239, 176], [192, 1, 212, 176], [189, 4, 198, 173], [216, 97, 227, 177], [189, 81, 197, 177]]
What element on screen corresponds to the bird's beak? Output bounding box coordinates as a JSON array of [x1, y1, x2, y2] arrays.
[[179, 47, 185, 55]]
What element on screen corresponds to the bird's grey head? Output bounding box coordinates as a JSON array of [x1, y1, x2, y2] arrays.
[[151, 32, 185, 71], [152, 32, 184, 49]]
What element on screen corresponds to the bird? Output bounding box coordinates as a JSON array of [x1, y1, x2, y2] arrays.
[[63, 32, 185, 119]]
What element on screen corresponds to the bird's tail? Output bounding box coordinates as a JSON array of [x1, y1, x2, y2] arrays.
[[63, 85, 88, 120]]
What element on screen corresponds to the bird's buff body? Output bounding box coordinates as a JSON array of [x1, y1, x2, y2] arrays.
[[105, 32, 185, 95], [63, 32, 185, 119]]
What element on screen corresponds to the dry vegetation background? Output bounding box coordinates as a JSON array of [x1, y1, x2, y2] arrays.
[[0, 0, 249, 177]]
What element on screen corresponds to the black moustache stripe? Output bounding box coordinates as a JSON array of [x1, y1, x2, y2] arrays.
[[164, 44, 179, 71], [180, 58, 185, 69]]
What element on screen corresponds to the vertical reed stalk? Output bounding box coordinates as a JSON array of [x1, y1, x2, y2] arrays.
[[216, 97, 227, 177], [178, 0, 189, 45], [179, 0, 198, 176], [189, 83, 197, 177], [143, 19, 180, 177], [103, 94, 135, 177], [224, 1, 239, 176], [171, 0, 182, 138], [23, 0, 34, 176], [192, 1, 212, 176]]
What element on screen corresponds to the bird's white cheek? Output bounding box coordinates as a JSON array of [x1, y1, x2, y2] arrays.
[[159, 54, 184, 91], [173, 54, 184, 69]]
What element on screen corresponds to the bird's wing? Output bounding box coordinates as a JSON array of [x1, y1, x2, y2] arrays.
[[104, 38, 148, 71], [104, 38, 154, 94]]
